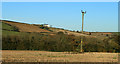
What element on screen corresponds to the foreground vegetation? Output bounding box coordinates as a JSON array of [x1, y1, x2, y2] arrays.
[[2, 32, 120, 52], [2, 50, 118, 62]]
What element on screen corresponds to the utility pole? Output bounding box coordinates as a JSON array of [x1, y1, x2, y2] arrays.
[[80, 10, 86, 53]]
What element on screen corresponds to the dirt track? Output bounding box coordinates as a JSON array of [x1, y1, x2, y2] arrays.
[[2, 50, 119, 62]]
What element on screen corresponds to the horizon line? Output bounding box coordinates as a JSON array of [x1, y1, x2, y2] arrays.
[[1, 19, 119, 32]]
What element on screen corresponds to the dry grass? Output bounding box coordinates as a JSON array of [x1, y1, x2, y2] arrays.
[[2, 50, 118, 62], [4, 21, 50, 33]]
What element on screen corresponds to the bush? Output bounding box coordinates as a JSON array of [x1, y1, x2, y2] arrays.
[[2, 32, 120, 52]]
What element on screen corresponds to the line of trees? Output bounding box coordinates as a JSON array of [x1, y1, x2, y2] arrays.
[[2, 32, 120, 52]]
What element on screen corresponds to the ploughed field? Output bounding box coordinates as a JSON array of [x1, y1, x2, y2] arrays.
[[2, 50, 119, 62]]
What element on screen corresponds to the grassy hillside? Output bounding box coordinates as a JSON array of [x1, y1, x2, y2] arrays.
[[2, 22, 16, 31], [1, 20, 120, 52], [2, 20, 50, 33], [2, 21, 19, 36]]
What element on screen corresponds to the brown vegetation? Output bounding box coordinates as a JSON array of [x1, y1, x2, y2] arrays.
[[3, 20, 50, 33], [2, 50, 118, 62]]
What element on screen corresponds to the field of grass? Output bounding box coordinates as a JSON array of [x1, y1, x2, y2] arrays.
[[2, 50, 119, 62], [3, 20, 50, 33]]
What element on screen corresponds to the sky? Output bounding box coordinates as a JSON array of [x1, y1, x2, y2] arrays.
[[1, 2, 118, 32], [1, 0, 120, 2]]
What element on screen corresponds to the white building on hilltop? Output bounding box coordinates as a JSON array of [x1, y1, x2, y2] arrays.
[[43, 24, 51, 27]]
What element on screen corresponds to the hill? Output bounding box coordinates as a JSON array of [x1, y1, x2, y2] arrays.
[[1, 20, 115, 38], [2, 20, 50, 33], [1, 20, 120, 52]]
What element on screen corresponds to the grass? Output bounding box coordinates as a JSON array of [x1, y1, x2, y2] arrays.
[[2, 30, 20, 36], [2, 22, 45, 36], [97, 56, 104, 58], [119, 54, 120, 56], [2, 22, 16, 30], [2, 50, 118, 62], [47, 55, 68, 57], [3, 20, 50, 33], [39, 54, 42, 55], [113, 57, 117, 59], [2, 22, 20, 36]]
